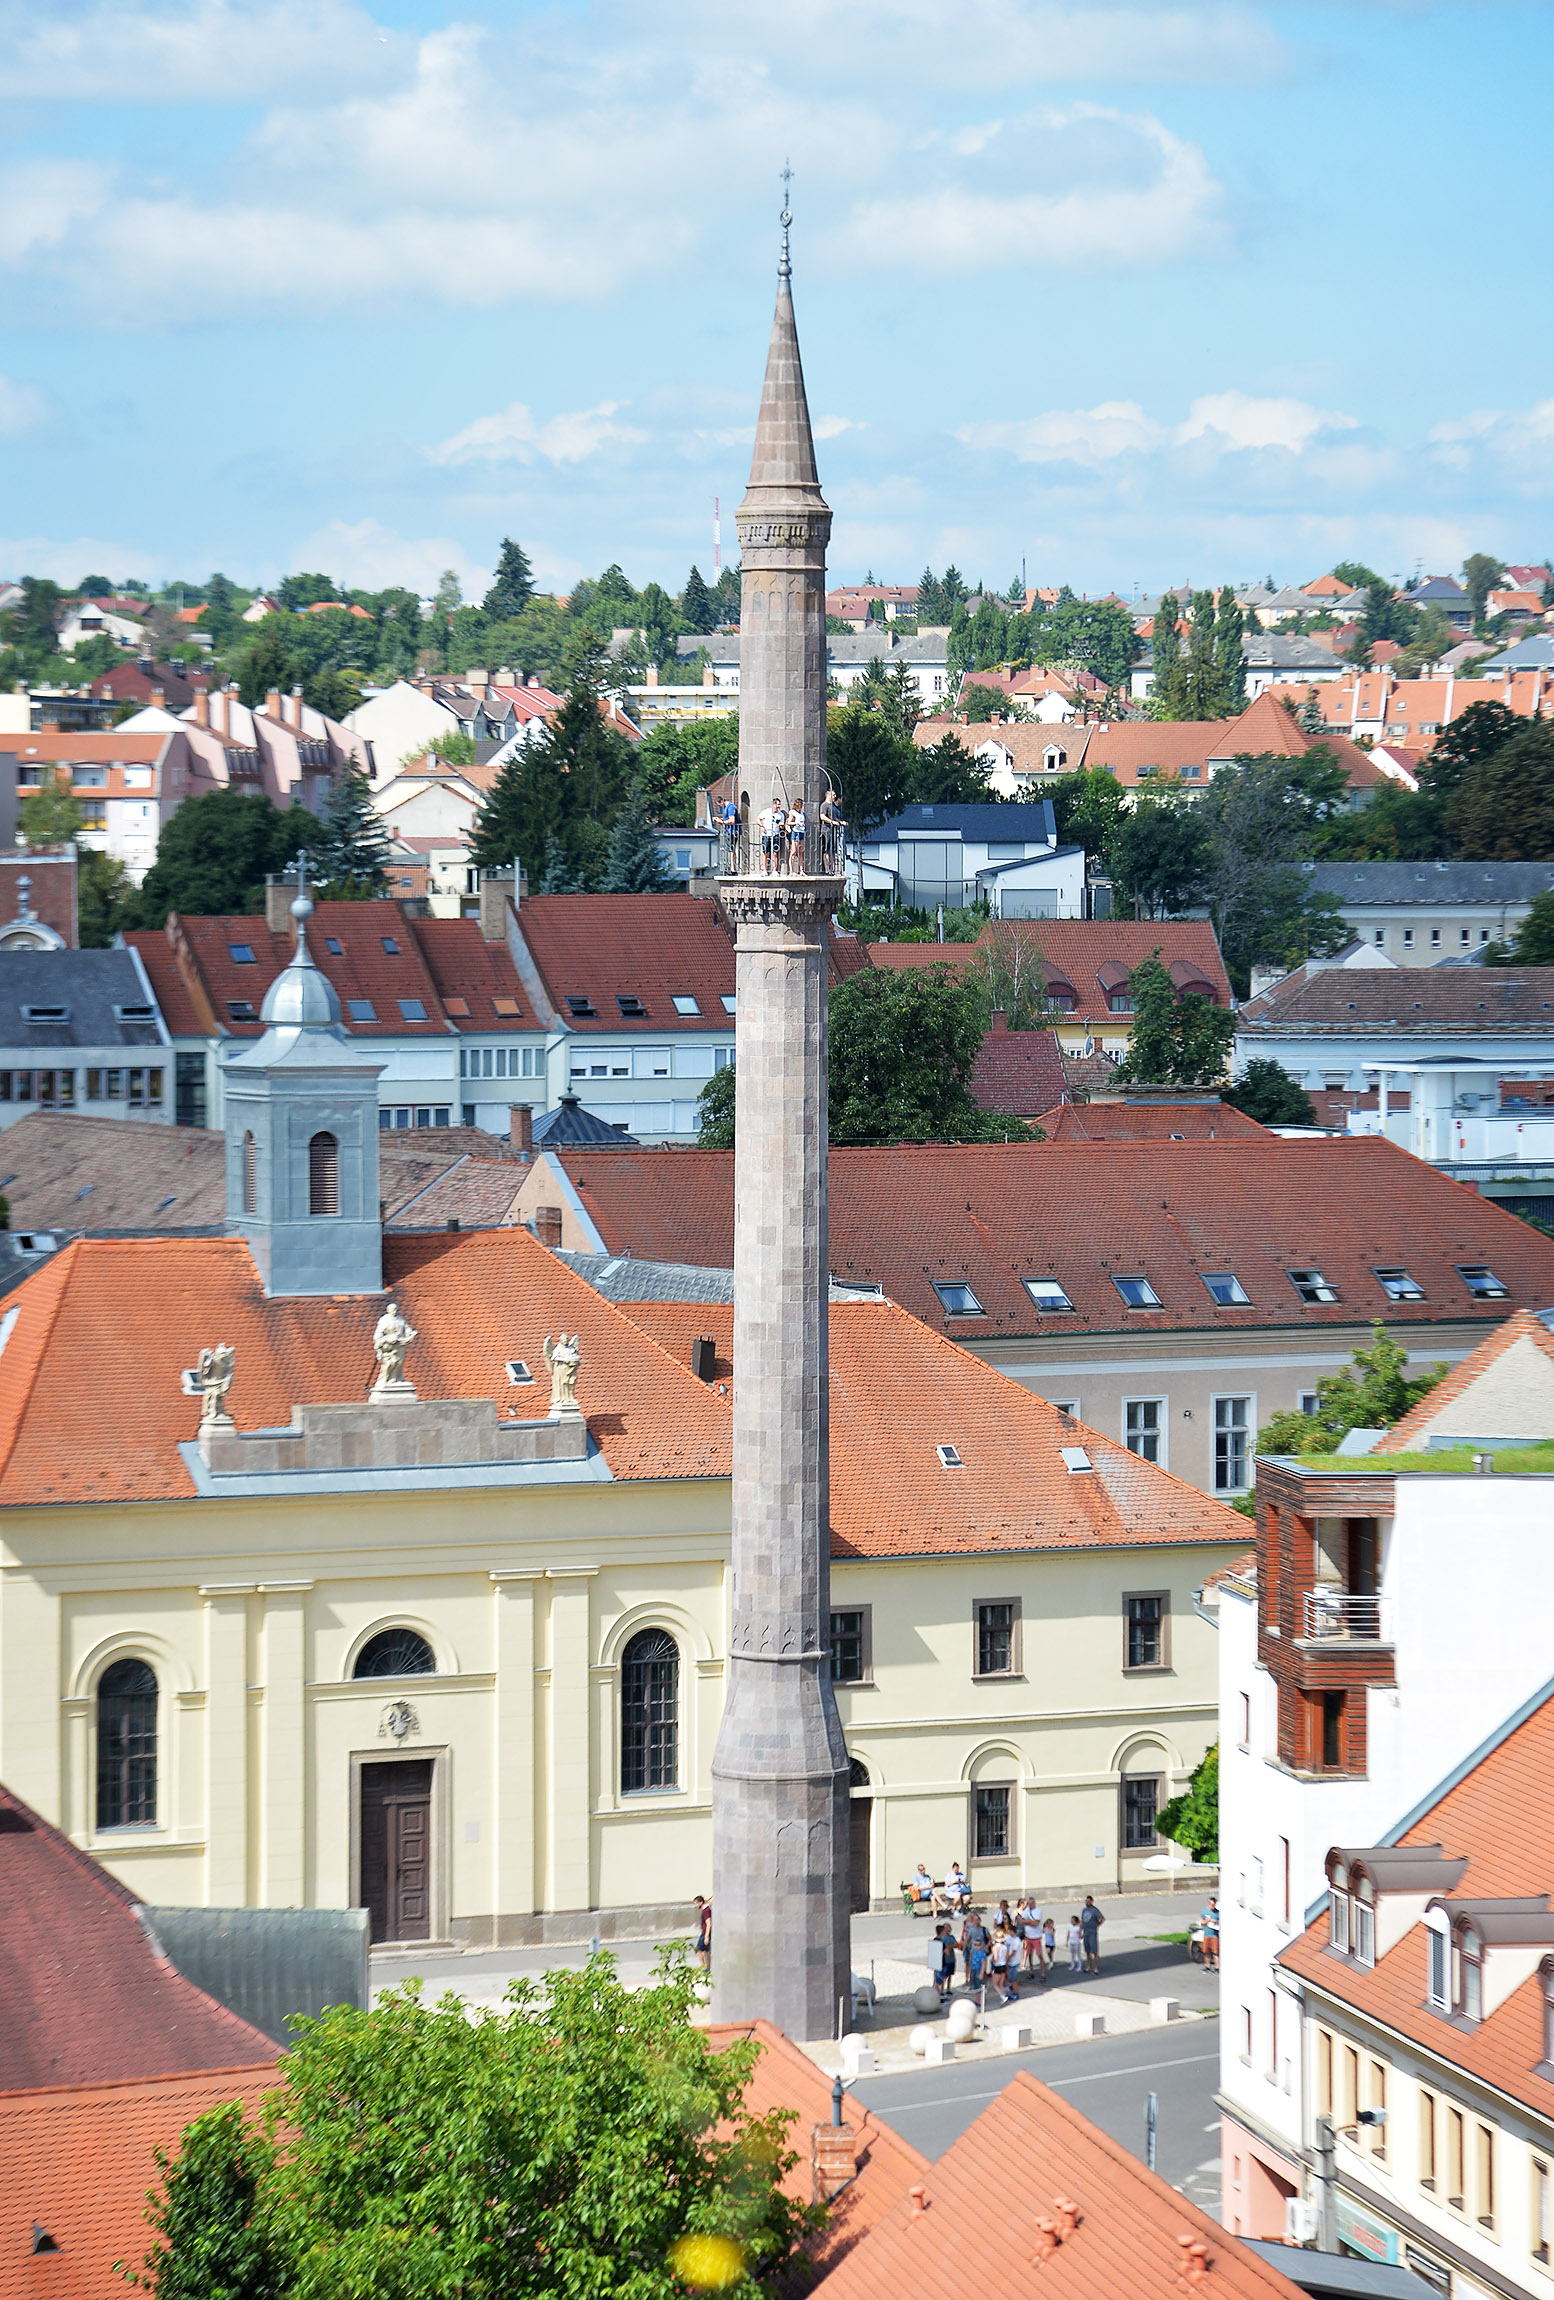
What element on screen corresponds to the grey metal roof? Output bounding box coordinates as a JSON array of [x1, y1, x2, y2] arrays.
[[531, 1095, 639, 1147], [0, 949, 165, 1050], [669, 629, 949, 669], [1240, 2239, 1439, 2299], [1408, 574, 1469, 603], [1243, 633, 1347, 668], [871, 801, 1058, 842], [1310, 861, 1554, 906], [1482, 633, 1554, 670], [553, 1248, 876, 1304]]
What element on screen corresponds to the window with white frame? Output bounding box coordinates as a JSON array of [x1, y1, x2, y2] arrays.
[[1354, 1884, 1375, 1969], [1427, 1925, 1448, 2010], [1214, 1396, 1252, 1491], [1330, 1887, 1351, 1953], [1124, 1398, 1163, 1463]]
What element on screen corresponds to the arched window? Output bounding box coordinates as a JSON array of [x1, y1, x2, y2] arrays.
[[621, 1629, 678, 1793], [241, 1129, 256, 1215], [308, 1130, 339, 1216], [353, 1627, 436, 1679], [97, 1658, 158, 1829], [849, 1757, 870, 1789]]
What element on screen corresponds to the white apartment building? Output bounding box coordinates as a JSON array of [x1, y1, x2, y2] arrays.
[[1309, 865, 1554, 965]]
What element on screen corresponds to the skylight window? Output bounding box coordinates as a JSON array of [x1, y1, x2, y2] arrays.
[[1112, 1275, 1162, 1309], [227, 942, 255, 964], [226, 1000, 258, 1022], [325, 936, 344, 955], [616, 995, 648, 1017], [1457, 1264, 1507, 1298], [505, 1359, 533, 1384], [1288, 1268, 1339, 1303], [1024, 1277, 1074, 1313], [1202, 1271, 1251, 1306], [380, 936, 400, 954], [721, 993, 737, 1014], [491, 996, 521, 1017], [23, 1005, 68, 1022], [348, 999, 376, 1022], [936, 1443, 964, 1467], [443, 996, 470, 1018], [397, 998, 427, 1021], [932, 1280, 984, 1316], [673, 995, 701, 1016], [1061, 1446, 1093, 1473], [1375, 1267, 1425, 1301], [566, 995, 597, 1017]]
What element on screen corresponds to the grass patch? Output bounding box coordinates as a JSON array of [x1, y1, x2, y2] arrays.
[[1150, 1931, 1193, 1945], [1291, 1444, 1554, 1476]]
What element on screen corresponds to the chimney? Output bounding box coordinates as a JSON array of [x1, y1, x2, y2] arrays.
[[288, 684, 304, 726], [645, 664, 659, 687], [989, 1008, 1008, 1033], [193, 691, 210, 727], [479, 864, 515, 940], [265, 688, 282, 720], [527, 675, 540, 689], [509, 1104, 533, 1155], [265, 870, 309, 934], [535, 1204, 563, 1250], [811, 2121, 858, 2204], [702, 668, 715, 688], [691, 1335, 716, 1382], [151, 685, 166, 708]]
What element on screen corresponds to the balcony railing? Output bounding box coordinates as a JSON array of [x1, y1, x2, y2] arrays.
[[1302, 1589, 1383, 1641], [717, 817, 847, 879]]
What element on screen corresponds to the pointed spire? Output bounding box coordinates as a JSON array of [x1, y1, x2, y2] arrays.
[[741, 172, 826, 512]]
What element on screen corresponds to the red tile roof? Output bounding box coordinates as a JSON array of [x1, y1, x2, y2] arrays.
[[1374, 1306, 1554, 1451], [549, 1135, 1554, 1340], [1038, 1099, 1267, 1142], [124, 904, 531, 1038], [1279, 1685, 1554, 2124], [968, 1019, 1066, 1119], [0, 1780, 276, 2091], [0, 1227, 732, 1506], [515, 892, 736, 1031], [0, 2064, 280, 2297], [620, 1298, 1246, 1557], [864, 919, 1230, 1022], [815, 2070, 1305, 2300]]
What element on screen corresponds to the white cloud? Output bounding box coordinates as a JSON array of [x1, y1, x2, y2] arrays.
[[0, 0, 404, 100], [959, 389, 1360, 467], [814, 416, 864, 441], [283, 520, 491, 597], [959, 401, 1163, 463], [0, 376, 48, 436], [1177, 390, 1357, 452], [1429, 400, 1554, 483], [0, 534, 161, 585], [429, 400, 649, 469]]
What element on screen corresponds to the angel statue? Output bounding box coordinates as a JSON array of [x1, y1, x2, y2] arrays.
[[194, 1343, 235, 1426], [542, 1332, 582, 1415], [371, 1302, 418, 1393]]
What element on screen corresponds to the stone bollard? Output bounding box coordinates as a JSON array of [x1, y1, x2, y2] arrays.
[[1075, 2010, 1107, 2038], [840, 2035, 877, 2076], [1000, 2024, 1035, 2052], [1150, 1997, 1180, 2025], [923, 2037, 957, 2065]]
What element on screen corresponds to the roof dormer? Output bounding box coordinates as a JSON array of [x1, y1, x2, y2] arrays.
[[1326, 1845, 1470, 1966]]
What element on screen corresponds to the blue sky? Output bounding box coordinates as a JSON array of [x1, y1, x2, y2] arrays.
[[1, 0, 1551, 600]]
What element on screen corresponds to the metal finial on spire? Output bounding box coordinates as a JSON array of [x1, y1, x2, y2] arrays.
[[290, 847, 313, 948], [779, 160, 793, 280]]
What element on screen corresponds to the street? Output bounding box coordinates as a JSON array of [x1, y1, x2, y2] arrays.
[[853, 2017, 1222, 2214]]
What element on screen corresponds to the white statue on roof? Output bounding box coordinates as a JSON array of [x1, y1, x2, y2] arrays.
[[543, 1332, 582, 1416], [371, 1302, 418, 1396], [192, 1343, 235, 1427]]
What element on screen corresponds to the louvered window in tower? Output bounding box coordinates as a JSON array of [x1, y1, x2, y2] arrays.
[[242, 1129, 256, 1214], [309, 1130, 339, 1215]]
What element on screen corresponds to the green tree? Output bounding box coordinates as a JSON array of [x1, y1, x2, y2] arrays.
[[603, 779, 674, 892], [679, 566, 715, 633], [1198, 754, 1347, 992], [633, 582, 679, 665], [127, 2099, 281, 2300], [1111, 797, 1214, 918], [911, 731, 994, 807], [77, 573, 115, 598], [967, 919, 1056, 1031], [1258, 1323, 1446, 1456], [468, 746, 557, 886], [433, 569, 462, 616], [695, 1063, 737, 1146], [635, 716, 738, 826], [1313, 781, 1449, 862], [2, 576, 64, 671], [1111, 953, 1234, 1087], [1047, 766, 1130, 878], [406, 729, 476, 767], [78, 850, 132, 947], [1156, 1743, 1217, 1864], [313, 770, 392, 895], [1332, 561, 1385, 592], [482, 538, 535, 622], [958, 683, 1030, 724], [1462, 552, 1507, 632], [131, 790, 318, 925], [236, 620, 297, 707], [853, 655, 892, 712], [1491, 887, 1554, 965], [1214, 585, 1246, 712], [825, 705, 916, 840], [828, 967, 1035, 1144], [1224, 1058, 1315, 1126], [1447, 719, 1554, 859], [1148, 592, 1182, 715], [881, 660, 923, 742], [1032, 597, 1137, 687], [276, 573, 339, 611], [19, 774, 84, 846], [539, 833, 581, 893], [137, 1959, 815, 2300], [1420, 699, 1523, 805]]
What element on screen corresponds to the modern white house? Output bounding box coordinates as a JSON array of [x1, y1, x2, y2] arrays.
[[855, 801, 1086, 917]]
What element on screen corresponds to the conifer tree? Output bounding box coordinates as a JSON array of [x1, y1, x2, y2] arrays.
[[482, 537, 535, 621], [1149, 592, 1182, 714], [313, 768, 392, 894], [603, 779, 673, 892], [679, 566, 714, 632], [1214, 585, 1247, 713], [539, 833, 580, 893]]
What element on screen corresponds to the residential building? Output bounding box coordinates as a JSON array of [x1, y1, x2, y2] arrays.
[[27, 658, 210, 731], [968, 1014, 1067, 1120], [1241, 633, 1357, 696], [824, 582, 920, 628], [0, 947, 174, 1128], [639, 627, 954, 712], [1483, 635, 1554, 675], [1215, 1309, 1554, 2262], [1302, 669, 1554, 752], [1406, 575, 1474, 631], [1038, 1093, 1268, 1143], [56, 600, 147, 654], [856, 800, 1087, 917], [8, 725, 211, 884], [502, 1132, 1554, 1497], [1307, 862, 1554, 965], [1486, 588, 1546, 627]]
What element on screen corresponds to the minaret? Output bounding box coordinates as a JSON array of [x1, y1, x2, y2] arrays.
[[710, 193, 851, 2041]]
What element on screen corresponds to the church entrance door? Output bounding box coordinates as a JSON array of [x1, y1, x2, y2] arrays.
[[360, 1760, 433, 1943], [847, 1759, 872, 1914]]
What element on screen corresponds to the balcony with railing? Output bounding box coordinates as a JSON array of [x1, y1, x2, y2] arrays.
[[1301, 1588, 1384, 1642], [717, 813, 847, 880]]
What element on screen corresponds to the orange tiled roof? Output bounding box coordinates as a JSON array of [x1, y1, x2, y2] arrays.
[[1279, 1685, 1554, 2124], [551, 1135, 1554, 1341], [1, 2065, 281, 2296], [865, 919, 1230, 1021], [815, 2070, 1305, 2300], [1374, 1306, 1554, 1451], [1038, 1099, 1267, 1142], [514, 892, 736, 1031], [0, 1228, 732, 1505], [968, 1021, 1066, 1118]]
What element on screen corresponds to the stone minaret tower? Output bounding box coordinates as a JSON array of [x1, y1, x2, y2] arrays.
[[710, 206, 852, 2040]]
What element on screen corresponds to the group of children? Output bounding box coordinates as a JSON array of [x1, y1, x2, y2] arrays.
[[930, 1900, 1099, 2007]]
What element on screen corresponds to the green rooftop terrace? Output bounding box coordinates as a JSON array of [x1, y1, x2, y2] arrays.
[[1281, 1444, 1554, 1476]]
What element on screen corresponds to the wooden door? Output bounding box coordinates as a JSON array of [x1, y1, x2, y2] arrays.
[[360, 1760, 433, 1943], [849, 1795, 872, 1914]]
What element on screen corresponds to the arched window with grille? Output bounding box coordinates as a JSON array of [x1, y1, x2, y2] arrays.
[[97, 1658, 158, 1829], [308, 1130, 339, 1215], [241, 1129, 256, 1214], [353, 1627, 436, 1679], [621, 1629, 678, 1793]]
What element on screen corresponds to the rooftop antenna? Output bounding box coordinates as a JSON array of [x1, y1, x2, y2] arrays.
[[779, 160, 793, 280]]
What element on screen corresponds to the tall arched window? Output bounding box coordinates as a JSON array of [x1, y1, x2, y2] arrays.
[[621, 1629, 678, 1793], [353, 1627, 436, 1679], [241, 1129, 256, 1215], [97, 1658, 158, 1829], [308, 1130, 339, 1215]]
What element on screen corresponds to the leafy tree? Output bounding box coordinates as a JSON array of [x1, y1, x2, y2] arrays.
[[237, 620, 297, 707], [1258, 1323, 1446, 1456], [1314, 780, 1449, 862], [679, 566, 715, 633], [636, 716, 738, 826], [1462, 552, 1507, 632], [77, 573, 115, 598], [78, 850, 132, 947], [1112, 796, 1214, 918], [1032, 597, 1137, 687], [603, 779, 674, 892], [130, 790, 318, 925], [829, 967, 1035, 1144], [1393, 603, 1455, 678], [1214, 585, 1246, 712], [404, 729, 475, 768], [2, 576, 64, 670], [825, 705, 916, 839], [483, 537, 536, 622], [313, 770, 391, 895], [958, 683, 1031, 724], [433, 569, 463, 616], [19, 774, 83, 847], [1156, 1743, 1217, 1864], [302, 665, 365, 722], [1489, 887, 1554, 966], [1331, 561, 1385, 592], [1111, 953, 1234, 1087], [1420, 700, 1523, 803], [1224, 1057, 1315, 1126], [126, 2099, 281, 2300], [1198, 754, 1347, 992], [1447, 719, 1554, 859], [137, 1959, 816, 2300], [696, 1063, 737, 1146], [633, 581, 679, 665], [911, 731, 994, 807], [1047, 767, 1129, 878], [275, 573, 339, 611], [967, 919, 1057, 1031]]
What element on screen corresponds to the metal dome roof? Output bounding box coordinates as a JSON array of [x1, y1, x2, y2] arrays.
[[259, 897, 342, 1028]]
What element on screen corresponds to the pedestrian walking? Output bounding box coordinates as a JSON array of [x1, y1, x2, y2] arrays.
[[1200, 1896, 1220, 1972], [961, 1908, 991, 1995], [1018, 1897, 1043, 1977], [1042, 1914, 1057, 1970], [930, 1922, 956, 2005], [1081, 1894, 1104, 1974], [1066, 1913, 1083, 1973], [694, 1895, 712, 1974]]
